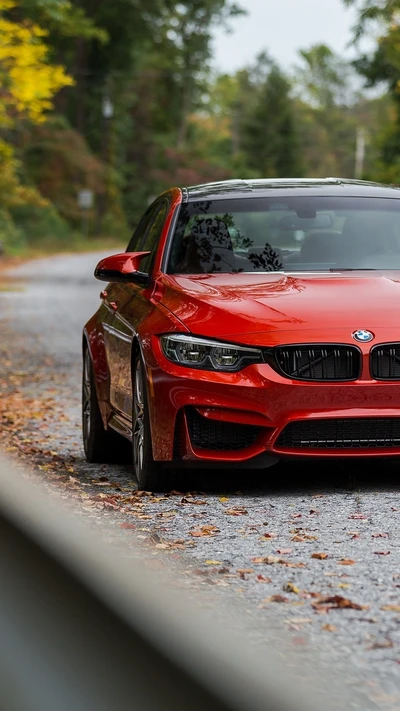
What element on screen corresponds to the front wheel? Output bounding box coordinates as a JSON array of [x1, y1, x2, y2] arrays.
[[132, 357, 171, 491], [82, 346, 128, 463]]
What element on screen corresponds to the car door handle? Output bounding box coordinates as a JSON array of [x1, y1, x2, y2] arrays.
[[109, 301, 118, 311], [100, 290, 108, 300]]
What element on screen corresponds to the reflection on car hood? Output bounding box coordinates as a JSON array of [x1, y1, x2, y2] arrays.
[[159, 272, 400, 345]]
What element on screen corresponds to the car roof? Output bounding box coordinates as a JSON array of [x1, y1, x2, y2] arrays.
[[182, 178, 400, 202]]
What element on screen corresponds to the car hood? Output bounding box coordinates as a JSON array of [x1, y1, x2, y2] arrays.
[[159, 272, 400, 346]]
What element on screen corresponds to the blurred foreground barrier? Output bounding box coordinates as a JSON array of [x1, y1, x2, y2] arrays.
[[0, 455, 324, 711]]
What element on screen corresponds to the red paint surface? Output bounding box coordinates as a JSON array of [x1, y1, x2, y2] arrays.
[[84, 187, 400, 465], [95, 251, 150, 275]]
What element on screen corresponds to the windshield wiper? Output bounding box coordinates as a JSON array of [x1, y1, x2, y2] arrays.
[[329, 268, 377, 272]]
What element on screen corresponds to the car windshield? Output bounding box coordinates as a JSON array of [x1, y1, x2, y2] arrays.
[[167, 196, 400, 274]]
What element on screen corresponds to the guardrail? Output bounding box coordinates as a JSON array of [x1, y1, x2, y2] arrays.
[[0, 454, 332, 711]]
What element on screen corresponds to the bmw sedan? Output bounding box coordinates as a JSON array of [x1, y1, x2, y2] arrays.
[[83, 178, 400, 490]]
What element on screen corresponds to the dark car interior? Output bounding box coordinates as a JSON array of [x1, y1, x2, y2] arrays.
[[169, 204, 400, 274]]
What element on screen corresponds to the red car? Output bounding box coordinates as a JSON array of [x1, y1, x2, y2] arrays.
[[83, 178, 400, 490]]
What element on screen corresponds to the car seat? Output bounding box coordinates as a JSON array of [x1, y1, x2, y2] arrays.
[[299, 231, 343, 263], [339, 214, 394, 264]]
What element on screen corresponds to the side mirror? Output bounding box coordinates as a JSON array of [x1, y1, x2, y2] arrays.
[[94, 252, 151, 285]]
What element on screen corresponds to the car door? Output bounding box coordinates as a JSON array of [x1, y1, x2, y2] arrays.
[[104, 198, 169, 420]]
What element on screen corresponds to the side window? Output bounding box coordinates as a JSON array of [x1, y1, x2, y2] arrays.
[[126, 205, 155, 253], [139, 200, 169, 274], [126, 200, 168, 274]]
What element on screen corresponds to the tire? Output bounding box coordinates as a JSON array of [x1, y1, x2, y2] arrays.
[[132, 357, 171, 492], [82, 346, 128, 463]]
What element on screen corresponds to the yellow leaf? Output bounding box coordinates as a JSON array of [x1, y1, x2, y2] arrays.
[[0, 8, 73, 126], [284, 582, 300, 594], [205, 560, 222, 565]]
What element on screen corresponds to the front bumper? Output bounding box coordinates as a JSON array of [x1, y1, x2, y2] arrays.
[[147, 337, 400, 462]]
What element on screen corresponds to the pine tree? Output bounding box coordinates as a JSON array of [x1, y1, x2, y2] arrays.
[[243, 63, 303, 178]]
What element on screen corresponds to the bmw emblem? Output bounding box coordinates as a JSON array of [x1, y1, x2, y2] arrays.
[[352, 330, 374, 343]]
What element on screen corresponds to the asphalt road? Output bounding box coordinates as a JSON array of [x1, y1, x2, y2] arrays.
[[1, 252, 400, 709]]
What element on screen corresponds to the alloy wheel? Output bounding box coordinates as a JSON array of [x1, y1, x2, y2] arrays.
[[133, 361, 145, 478], [82, 349, 92, 444]]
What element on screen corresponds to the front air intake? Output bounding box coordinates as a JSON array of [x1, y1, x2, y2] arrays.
[[186, 408, 260, 451], [276, 418, 400, 449]]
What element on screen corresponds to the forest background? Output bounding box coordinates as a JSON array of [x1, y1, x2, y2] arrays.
[[1, 0, 400, 253]]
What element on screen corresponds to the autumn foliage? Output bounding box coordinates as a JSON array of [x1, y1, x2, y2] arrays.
[[1, 0, 400, 252]]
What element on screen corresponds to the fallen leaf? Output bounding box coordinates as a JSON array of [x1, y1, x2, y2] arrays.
[[119, 522, 136, 530], [205, 560, 222, 565], [237, 568, 254, 575], [380, 605, 400, 612], [312, 552, 329, 560], [372, 533, 389, 538], [224, 507, 248, 516], [338, 559, 355, 566], [292, 534, 318, 542], [256, 574, 272, 582], [189, 525, 220, 537], [169, 540, 187, 549], [348, 513, 368, 520], [284, 582, 300, 594], [219, 496, 229, 502], [312, 595, 368, 611], [276, 548, 293, 555], [252, 555, 279, 564], [374, 550, 391, 556], [265, 594, 288, 603], [180, 497, 207, 505], [322, 624, 337, 632]]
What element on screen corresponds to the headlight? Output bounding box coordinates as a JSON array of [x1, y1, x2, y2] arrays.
[[160, 334, 263, 372]]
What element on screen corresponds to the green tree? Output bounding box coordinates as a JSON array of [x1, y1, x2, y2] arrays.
[[293, 45, 358, 178], [342, 0, 400, 177], [295, 44, 354, 109], [242, 58, 303, 178]]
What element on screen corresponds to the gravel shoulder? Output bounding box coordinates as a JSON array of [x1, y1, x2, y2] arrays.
[[1, 253, 400, 709]]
